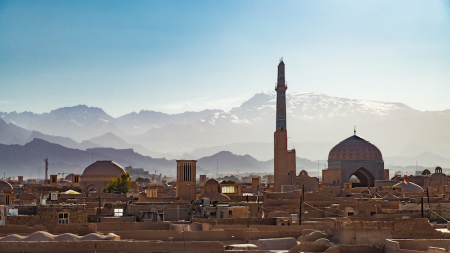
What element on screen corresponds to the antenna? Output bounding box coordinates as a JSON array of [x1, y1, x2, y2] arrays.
[[354, 126, 356, 135], [216, 161, 219, 179], [92, 150, 93, 163], [317, 160, 319, 178]]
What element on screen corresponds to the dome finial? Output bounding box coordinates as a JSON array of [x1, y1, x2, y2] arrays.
[[354, 125, 356, 135]]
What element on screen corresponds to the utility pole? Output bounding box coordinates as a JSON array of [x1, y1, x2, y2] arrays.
[[299, 196, 302, 225], [317, 160, 319, 178], [302, 184, 305, 200], [421, 196, 424, 218], [44, 158, 49, 181]]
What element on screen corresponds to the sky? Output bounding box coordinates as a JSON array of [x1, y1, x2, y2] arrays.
[[0, 0, 449, 117]]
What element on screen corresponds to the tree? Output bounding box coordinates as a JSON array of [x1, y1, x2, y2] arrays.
[[220, 180, 236, 184], [103, 173, 131, 194]]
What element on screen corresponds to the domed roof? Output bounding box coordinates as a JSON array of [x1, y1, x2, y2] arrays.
[[430, 167, 448, 181], [65, 173, 74, 181], [82, 161, 125, 177], [394, 181, 423, 193], [203, 179, 220, 193], [199, 179, 231, 202], [0, 180, 13, 192], [430, 173, 448, 181], [328, 135, 382, 161]]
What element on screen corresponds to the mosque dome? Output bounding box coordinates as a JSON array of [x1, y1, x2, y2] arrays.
[[394, 181, 423, 193], [82, 161, 126, 177], [328, 135, 382, 161], [0, 180, 13, 193]]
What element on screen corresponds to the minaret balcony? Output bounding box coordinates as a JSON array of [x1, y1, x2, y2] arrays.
[[275, 81, 288, 89]]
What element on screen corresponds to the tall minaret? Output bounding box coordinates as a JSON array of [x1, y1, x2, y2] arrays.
[[276, 60, 287, 131], [274, 59, 296, 192]]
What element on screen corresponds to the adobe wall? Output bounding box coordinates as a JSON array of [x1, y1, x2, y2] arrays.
[[323, 244, 384, 253], [385, 239, 450, 253], [0, 225, 45, 236], [192, 217, 277, 225], [245, 230, 303, 241], [393, 218, 441, 239], [0, 240, 224, 252], [333, 218, 444, 247], [53, 224, 97, 235], [96, 222, 171, 231], [213, 222, 327, 231], [334, 220, 394, 246], [6, 206, 87, 233], [110, 230, 237, 241], [128, 203, 189, 221]]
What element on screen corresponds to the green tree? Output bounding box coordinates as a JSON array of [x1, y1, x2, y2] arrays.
[[103, 173, 131, 193]]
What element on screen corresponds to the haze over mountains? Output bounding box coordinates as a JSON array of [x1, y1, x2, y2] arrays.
[[1, 91, 449, 176]]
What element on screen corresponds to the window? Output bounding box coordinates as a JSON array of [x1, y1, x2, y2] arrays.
[[222, 186, 237, 194], [114, 209, 123, 217], [58, 213, 69, 224], [157, 210, 164, 221], [228, 210, 233, 216]]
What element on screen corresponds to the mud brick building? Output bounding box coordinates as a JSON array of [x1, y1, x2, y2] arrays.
[[6, 204, 87, 233]]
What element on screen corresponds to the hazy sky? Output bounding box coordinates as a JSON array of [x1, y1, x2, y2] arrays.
[[1, 0, 449, 117]]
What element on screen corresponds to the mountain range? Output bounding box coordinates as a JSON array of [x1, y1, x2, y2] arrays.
[[1, 91, 450, 173], [0, 139, 323, 178]]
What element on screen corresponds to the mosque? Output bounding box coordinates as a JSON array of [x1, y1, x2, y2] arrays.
[[272, 60, 387, 191], [322, 133, 388, 188]]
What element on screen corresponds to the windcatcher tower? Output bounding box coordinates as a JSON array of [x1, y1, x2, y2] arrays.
[[274, 60, 296, 192]]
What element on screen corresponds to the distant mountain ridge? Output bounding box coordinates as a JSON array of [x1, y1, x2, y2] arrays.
[[0, 105, 223, 141], [0, 139, 321, 177], [1, 92, 450, 162]]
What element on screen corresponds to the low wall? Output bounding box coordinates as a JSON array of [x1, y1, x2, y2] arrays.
[[333, 218, 444, 247], [245, 230, 304, 241], [192, 217, 276, 225], [111, 230, 241, 241], [323, 244, 384, 253], [0, 240, 224, 252], [0, 225, 45, 235], [54, 224, 97, 235], [214, 223, 327, 231], [96, 222, 171, 231], [385, 239, 450, 253]]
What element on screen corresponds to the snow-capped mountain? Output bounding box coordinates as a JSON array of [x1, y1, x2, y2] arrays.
[[115, 109, 223, 135], [1, 91, 449, 161], [201, 91, 418, 126]]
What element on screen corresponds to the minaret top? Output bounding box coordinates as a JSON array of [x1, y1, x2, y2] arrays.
[[277, 59, 286, 88]]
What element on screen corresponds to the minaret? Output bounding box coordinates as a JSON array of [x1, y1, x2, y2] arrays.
[[274, 59, 296, 192], [276, 60, 287, 131]]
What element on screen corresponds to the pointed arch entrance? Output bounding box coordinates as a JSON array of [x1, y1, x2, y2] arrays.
[[350, 167, 375, 187]]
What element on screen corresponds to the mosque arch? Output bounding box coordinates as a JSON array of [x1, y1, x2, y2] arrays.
[[349, 167, 375, 187], [85, 184, 98, 193]]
